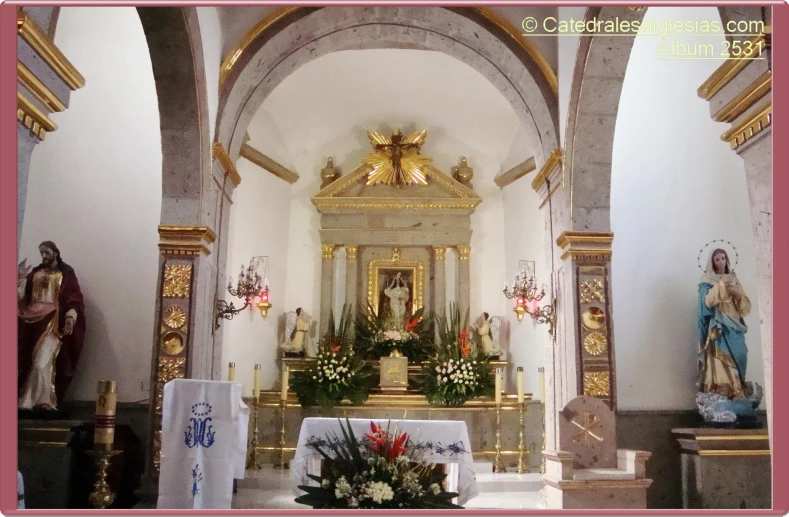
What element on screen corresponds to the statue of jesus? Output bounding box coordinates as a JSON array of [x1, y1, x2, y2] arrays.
[[384, 273, 409, 330]]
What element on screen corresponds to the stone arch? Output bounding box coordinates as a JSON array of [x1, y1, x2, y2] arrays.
[[137, 7, 212, 225], [563, 6, 647, 233], [216, 6, 559, 168]]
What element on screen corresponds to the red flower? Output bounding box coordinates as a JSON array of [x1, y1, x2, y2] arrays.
[[406, 316, 420, 333], [388, 431, 409, 461], [459, 328, 468, 343], [460, 341, 471, 358], [366, 422, 387, 454], [330, 337, 341, 354]]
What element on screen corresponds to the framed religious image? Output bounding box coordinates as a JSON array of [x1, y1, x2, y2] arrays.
[[367, 248, 424, 323]]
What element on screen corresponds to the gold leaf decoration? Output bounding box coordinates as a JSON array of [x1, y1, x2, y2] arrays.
[[583, 331, 608, 356], [363, 129, 433, 187], [163, 305, 187, 329], [161, 332, 185, 356], [580, 279, 605, 304], [584, 371, 611, 397], [162, 264, 192, 298], [581, 306, 606, 330]]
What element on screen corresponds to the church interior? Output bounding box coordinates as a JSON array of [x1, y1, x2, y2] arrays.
[[13, 4, 774, 511]]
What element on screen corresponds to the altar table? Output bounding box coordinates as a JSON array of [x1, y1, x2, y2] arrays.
[[291, 417, 478, 505]]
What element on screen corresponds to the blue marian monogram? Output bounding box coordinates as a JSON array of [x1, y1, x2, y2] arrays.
[[191, 463, 203, 497], [184, 402, 216, 448]]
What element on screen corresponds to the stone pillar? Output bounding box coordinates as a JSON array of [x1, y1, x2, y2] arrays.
[[532, 151, 617, 455], [16, 11, 85, 247], [145, 226, 217, 478], [456, 245, 471, 318], [320, 244, 335, 335], [698, 30, 772, 438], [433, 246, 447, 317], [345, 245, 359, 318]]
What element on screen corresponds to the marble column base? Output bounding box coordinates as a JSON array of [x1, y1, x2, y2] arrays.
[[673, 428, 770, 509], [542, 449, 652, 509]]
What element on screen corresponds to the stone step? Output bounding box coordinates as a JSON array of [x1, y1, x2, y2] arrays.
[[473, 461, 493, 474], [475, 472, 544, 492]]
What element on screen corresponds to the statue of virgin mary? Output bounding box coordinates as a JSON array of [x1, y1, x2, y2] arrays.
[[696, 247, 762, 424]]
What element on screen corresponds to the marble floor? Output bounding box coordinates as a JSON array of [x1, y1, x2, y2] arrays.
[[233, 464, 544, 510]]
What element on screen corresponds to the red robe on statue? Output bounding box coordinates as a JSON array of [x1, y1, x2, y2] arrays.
[[18, 263, 86, 408]]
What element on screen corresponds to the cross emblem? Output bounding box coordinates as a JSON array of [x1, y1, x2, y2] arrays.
[[571, 411, 604, 447]]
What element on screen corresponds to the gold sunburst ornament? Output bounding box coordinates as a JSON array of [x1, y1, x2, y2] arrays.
[[363, 129, 433, 188]]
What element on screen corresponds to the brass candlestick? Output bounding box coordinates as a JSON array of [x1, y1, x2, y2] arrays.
[[493, 403, 505, 473], [540, 401, 546, 474], [246, 397, 261, 470], [88, 449, 121, 508], [273, 399, 289, 469], [517, 401, 530, 473]]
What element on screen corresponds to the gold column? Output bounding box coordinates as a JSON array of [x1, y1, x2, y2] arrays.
[[456, 245, 471, 318], [146, 225, 215, 477], [345, 245, 359, 321], [319, 244, 335, 336]]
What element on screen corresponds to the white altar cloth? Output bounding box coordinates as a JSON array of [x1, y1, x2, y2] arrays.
[[291, 417, 478, 505], [157, 379, 249, 509]]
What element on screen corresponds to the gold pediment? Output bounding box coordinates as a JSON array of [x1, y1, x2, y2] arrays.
[[311, 163, 482, 212]]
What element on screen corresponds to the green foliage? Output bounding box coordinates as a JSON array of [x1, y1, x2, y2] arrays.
[[291, 306, 375, 408], [354, 303, 432, 361], [420, 303, 494, 406], [294, 418, 463, 509]]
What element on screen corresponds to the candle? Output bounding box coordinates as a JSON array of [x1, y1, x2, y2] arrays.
[[94, 380, 117, 450], [494, 368, 502, 405], [281, 366, 290, 401], [253, 364, 261, 400], [228, 362, 236, 382], [517, 367, 525, 403], [538, 367, 546, 403]]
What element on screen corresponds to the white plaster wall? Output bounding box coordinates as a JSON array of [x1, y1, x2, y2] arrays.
[[221, 160, 292, 393], [20, 7, 161, 403], [502, 176, 549, 396], [196, 7, 223, 140], [612, 6, 763, 410]]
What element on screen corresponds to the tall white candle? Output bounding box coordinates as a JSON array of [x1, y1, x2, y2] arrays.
[[495, 368, 502, 405], [253, 364, 261, 400], [538, 366, 546, 403], [228, 362, 235, 382], [281, 366, 290, 401], [517, 367, 525, 403]]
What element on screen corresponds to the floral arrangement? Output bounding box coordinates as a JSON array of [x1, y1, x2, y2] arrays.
[[420, 304, 494, 406], [295, 419, 462, 509], [355, 303, 432, 361], [291, 306, 374, 408]]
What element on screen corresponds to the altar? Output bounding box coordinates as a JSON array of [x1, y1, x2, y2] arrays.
[[291, 417, 479, 505]]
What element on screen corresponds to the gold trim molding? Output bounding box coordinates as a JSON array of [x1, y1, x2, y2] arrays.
[[698, 29, 771, 101], [18, 61, 66, 112], [544, 479, 652, 490], [531, 148, 563, 191], [713, 70, 771, 123], [321, 244, 334, 260], [17, 91, 56, 140], [557, 231, 614, 249], [696, 449, 770, 457], [158, 225, 216, 256], [721, 101, 772, 150], [17, 11, 85, 90], [345, 245, 358, 260], [433, 246, 447, 261], [212, 142, 242, 187], [457, 245, 471, 261]]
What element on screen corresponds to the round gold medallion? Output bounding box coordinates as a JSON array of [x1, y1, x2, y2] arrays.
[[161, 332, 185, 356], [583, 331, 608, 355], [163, 305, 187, 329], [581, 307, 606, 330]]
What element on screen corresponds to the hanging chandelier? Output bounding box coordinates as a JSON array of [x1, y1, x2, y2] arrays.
[[215, 256, 272, 329], [503, 260, 555, 335]]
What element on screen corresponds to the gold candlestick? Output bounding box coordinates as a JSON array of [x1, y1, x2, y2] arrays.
[[540, 400, 546, 474], [273, 399, 289, 469], [246, 398, 261, 470], [517, 401, 530, 473], [88, 449, 121, 508], [493, 403, 505, 473]]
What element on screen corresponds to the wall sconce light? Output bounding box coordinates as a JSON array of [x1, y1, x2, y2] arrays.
[[215, 256, 271, 329], [503, 260, 556, 335]]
